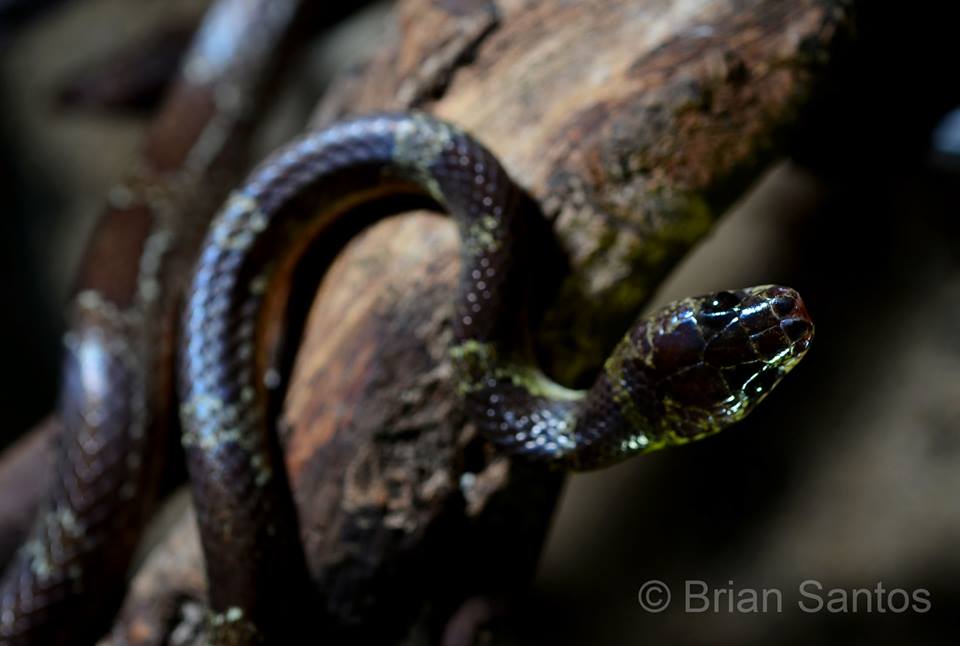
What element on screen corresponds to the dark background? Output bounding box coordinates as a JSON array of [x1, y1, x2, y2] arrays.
[[1, 1, 959, 644]]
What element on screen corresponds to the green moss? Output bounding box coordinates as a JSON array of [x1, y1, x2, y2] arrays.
[[464, 214, 502, 256], [393, 113, 458, 202], [540, 188, 716, 386], [450, 340, 582, 401]]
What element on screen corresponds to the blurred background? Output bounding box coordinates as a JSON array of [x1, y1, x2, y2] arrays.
[[1, 1, 959, 644]]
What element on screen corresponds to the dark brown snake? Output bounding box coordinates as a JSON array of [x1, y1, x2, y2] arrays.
[[0, 0, 317, 643], [0, 3, 814, 645]]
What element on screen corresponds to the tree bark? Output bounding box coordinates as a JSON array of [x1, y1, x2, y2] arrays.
[[94, 0, 854, 642]]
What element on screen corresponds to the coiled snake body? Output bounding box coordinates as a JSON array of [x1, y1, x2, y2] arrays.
[[180, 113, 813, 643], [0, 0, 315, 643], [0, 5, 813, 645]]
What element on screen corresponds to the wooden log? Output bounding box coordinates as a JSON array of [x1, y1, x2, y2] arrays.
[[103, 0, 854, 643]]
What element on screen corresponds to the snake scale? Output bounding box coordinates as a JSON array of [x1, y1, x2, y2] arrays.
[[0, 0, 318, 643], [180, 113, 813, 643], [0, 2, 814, 645]]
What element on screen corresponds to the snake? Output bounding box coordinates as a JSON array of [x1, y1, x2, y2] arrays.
[[0, 0, 318, 643], [179, 112, 814, 644], [0, 3, 814, 644]]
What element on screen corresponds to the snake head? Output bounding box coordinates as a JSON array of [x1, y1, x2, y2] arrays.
[[654, 284, 812, 439], [600, 285, 813, 456]]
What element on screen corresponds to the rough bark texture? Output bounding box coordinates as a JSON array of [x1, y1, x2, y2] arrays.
[[87, 0, 854, 643]]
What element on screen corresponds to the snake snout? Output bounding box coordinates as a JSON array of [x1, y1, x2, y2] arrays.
[[738, 285, 814, 351], [765, 286, 814, 353]]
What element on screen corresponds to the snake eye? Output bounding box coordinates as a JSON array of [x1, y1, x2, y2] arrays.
[[697, 291, 740, 330], [705, 291, 741, 311]]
